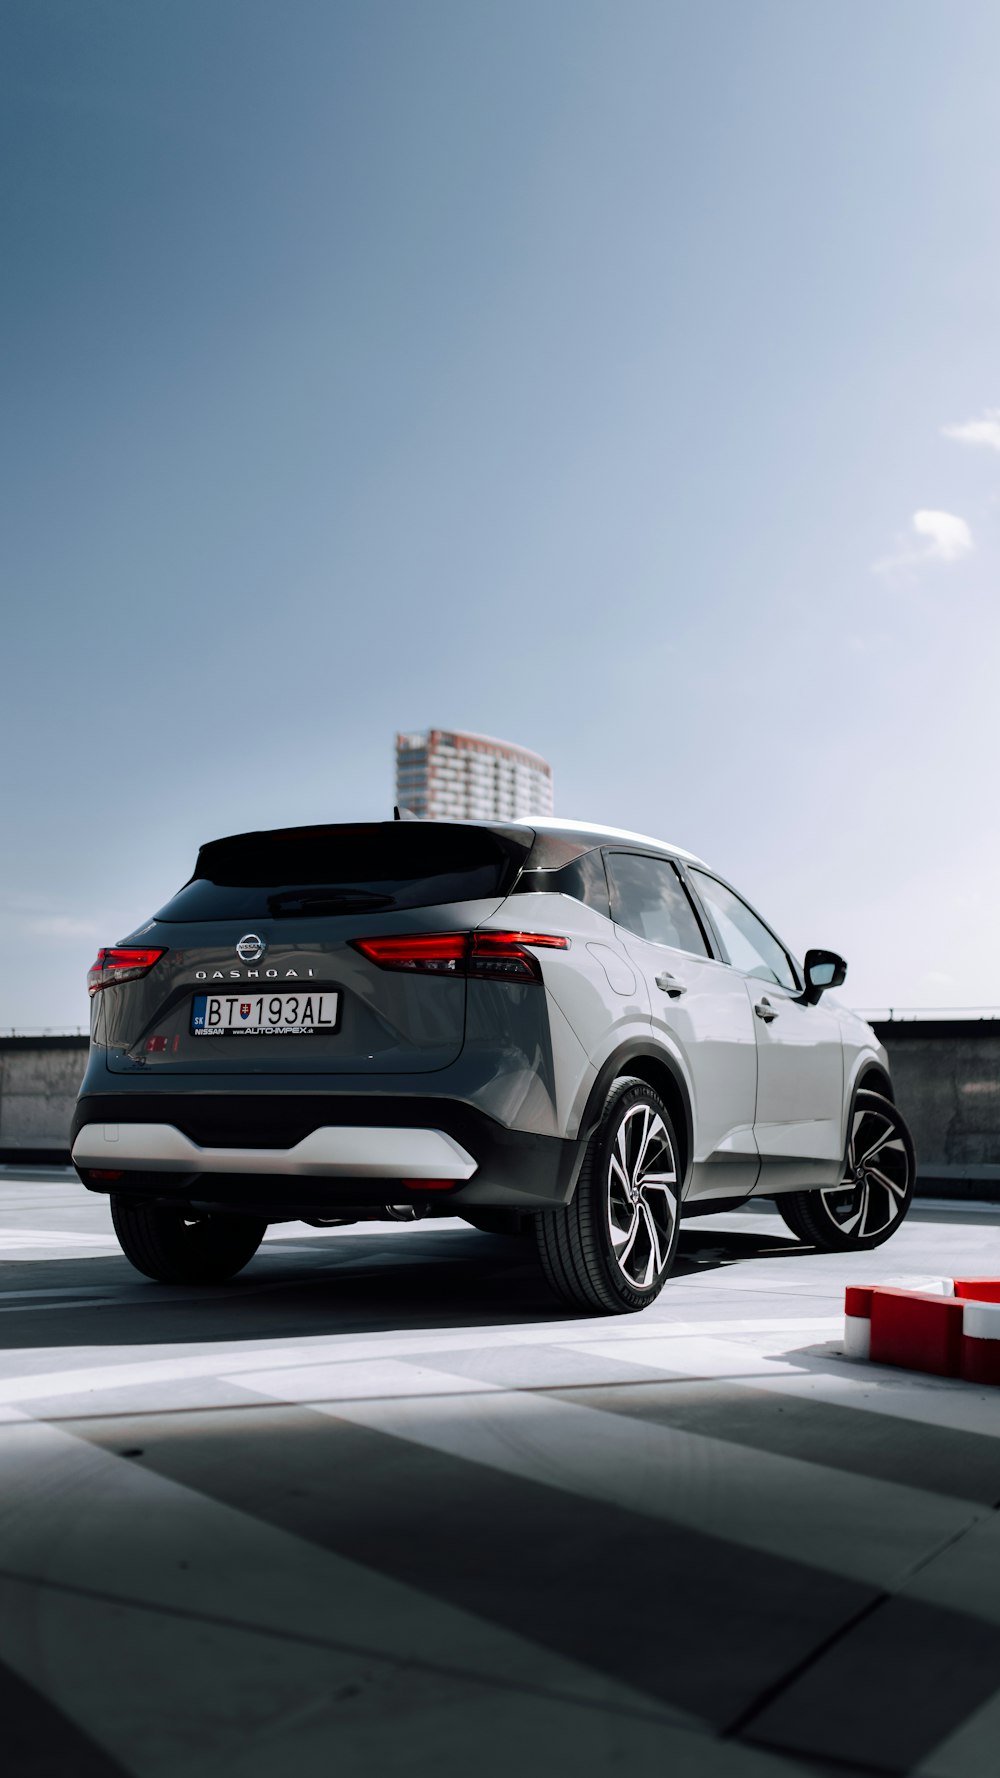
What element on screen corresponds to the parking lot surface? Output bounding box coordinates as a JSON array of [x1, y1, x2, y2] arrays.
[[1, 1170, 999, 1777]]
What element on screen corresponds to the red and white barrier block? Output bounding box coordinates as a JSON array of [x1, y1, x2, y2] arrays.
[[960, 1298, 1000, 1384], [844, 1277, 1000, 1384]]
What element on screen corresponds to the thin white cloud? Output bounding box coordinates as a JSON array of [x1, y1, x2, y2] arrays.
[[24, 915, 99, 941], [942, 408, 1000, 452], [911, 508, 973, 561], [873, 508, 973, 576]]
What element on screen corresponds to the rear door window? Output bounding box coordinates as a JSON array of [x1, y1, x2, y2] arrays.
[[155, 823, 530, 921], [605, 852, 711, 956]]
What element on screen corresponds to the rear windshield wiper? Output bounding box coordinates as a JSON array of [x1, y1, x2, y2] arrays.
[[266, 887, 397, 917]]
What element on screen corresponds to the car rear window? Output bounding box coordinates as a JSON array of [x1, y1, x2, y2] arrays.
[[155, 823, 532, 921]]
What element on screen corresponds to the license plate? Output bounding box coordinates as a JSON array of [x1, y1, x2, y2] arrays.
[[191, 991, 340, 1037]]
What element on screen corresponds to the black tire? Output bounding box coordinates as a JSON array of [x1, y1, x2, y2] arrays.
[[773, 1194, 815, 1242], [110, 1197, 267, 1284], [459, 1210, 532, 1237], [535, 1079, 681, 1313], [775, 1088, 916, 1252]]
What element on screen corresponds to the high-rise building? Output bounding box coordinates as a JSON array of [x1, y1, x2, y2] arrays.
[[395, 729, 553, 822]]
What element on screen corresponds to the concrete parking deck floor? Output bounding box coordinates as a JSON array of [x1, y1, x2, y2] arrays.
[[1, 1172, 999, 1777]]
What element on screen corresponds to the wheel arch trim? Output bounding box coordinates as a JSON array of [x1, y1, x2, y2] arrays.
[[853, 1061, 894, 1102], [576, 1042, 694, 1195], [839, 1059, 904, 1177], [844, 1055, 896, 1149]]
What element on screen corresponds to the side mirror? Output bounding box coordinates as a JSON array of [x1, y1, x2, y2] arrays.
[[802, 948, 847, 1005]]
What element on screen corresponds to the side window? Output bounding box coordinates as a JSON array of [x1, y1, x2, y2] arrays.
[[606, 853, 710, 957], [689, 871, 797, 991]]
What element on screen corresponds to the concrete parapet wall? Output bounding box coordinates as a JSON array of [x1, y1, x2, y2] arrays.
[[0, 1036, 88, 1154], [870, 1020, 1000, 1192], [2, 1025, 999, 1194]]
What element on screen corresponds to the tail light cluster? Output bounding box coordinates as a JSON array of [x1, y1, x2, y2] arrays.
[[87, 947, 166, 996], [351, 931, 568, 984]]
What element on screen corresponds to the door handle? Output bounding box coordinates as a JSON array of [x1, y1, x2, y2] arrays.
[[755, 997, 779, 1022], [655, 972, 687, 997]]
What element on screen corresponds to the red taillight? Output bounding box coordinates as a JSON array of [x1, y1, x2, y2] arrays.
[[351, 933, 469, 974], [87, 947, 167, 996], [351, 931, 568, 983], [471, 930, 568, 983]]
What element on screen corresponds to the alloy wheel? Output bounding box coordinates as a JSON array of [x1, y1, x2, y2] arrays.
[[606, 1102, 678, 1290], [819, 1100, 911, 1240]]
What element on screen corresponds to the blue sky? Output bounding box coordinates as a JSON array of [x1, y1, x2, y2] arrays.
[[2, 0, 999, 1027]]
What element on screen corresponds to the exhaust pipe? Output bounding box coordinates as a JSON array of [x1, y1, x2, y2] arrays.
[[302, 1204, 428, 1226]]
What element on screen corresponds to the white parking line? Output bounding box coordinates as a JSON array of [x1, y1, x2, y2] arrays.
[[0, 1317, 841, 1408], [232, 1358, 983, 1591], [0, 1415, 691, 1771], [0, 1228, 119, 1249], [579, 1332, 1000, 1439]]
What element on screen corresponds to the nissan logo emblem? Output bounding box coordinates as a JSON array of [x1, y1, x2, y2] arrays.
[[236, 933, 267, 963]]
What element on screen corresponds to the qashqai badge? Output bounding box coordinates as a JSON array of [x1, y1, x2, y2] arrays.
[[236, 933, 267, 963]]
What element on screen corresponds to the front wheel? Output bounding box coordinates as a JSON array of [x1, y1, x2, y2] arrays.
[[110, 1197, 267, 1284], [775, 1088, 915, 1251], [536, 1079, 681, 1313]]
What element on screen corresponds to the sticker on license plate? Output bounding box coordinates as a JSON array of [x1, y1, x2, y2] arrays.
[[191, 992, 340, 1036]]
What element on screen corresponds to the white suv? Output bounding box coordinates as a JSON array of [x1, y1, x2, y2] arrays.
[[72, 816, 914, 1312]]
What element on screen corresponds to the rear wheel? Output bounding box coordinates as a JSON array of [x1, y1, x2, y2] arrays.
[[536, 1079, 681, 1313], [775, 1088, 915, 1252], [110, 1197, 267, 1284]]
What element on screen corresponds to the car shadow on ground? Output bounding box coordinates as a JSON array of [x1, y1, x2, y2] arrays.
[[673, 1222, 807, 1278], [0, 1219, 808, 1352]]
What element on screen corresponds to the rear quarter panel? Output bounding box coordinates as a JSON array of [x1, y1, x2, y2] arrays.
[[481, 894, 656, 1139]]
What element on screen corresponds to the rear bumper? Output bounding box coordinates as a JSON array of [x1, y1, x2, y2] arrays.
[[72, 1122, 476, 1181], [71, 1092, 585, 1215]]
